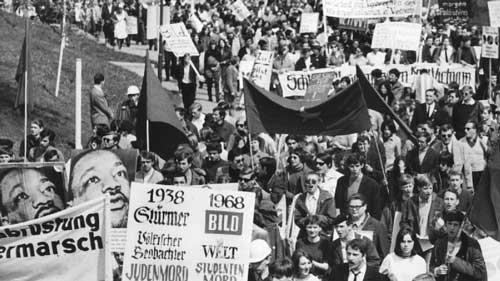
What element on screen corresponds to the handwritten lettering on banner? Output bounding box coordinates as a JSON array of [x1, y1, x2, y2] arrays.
[[371, 22, 422, 51], [436, 0, 470, 20], [160, 23, 199, 57], [0, 197, 110, 281], [324, 0, 419, 18], [251, 51, 274, 91], [489, 1, 500, 27], [279, 64, 475, 97], [230, 0, 252, 21], [482, 26, 499, 59], [299, 13, 319, 34], [122, 183, 255, 281]]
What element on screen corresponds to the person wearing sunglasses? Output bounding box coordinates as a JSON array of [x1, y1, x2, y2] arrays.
[[434, 123, 472, 189], [459, 121, 487, 191], [101, 130, 120, 150], [294, 172, 336, 240], [314, 152, 343, 199]]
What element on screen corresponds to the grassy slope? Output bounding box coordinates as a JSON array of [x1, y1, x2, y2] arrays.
[[0, 11, 144, 156]]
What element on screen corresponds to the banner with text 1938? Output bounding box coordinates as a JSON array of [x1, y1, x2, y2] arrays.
[[251, 50, 274, 91], [323, 0, 419, 19], [121, 183, 255, 281], [0, 196, 110, 281]]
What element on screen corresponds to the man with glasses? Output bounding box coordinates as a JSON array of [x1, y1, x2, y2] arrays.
[[101, 130, 120, 150], [227, 119, 248, 152], [434, 123, 472, 189], [335, 153, 383, 220], [294, 172, 336, 239], [315, 152, 343, 198], [347, 193, 389, 259], [459, 121, 487, 190]]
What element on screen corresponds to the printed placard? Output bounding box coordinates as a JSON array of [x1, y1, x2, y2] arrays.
[[482, 26, 499, 59], [121, 183, 255, 281], [371, 22, 422, 51], [250, 50, 274, 90], [299, 13, 319, 34], [160, 23, 199, 57], [0, 197, 110, 281], [305, 71, 336, 101]]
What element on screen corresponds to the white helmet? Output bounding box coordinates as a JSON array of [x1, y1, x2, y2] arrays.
[[126, 85, 140, 96]]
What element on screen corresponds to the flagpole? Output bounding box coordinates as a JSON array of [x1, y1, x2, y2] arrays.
[[75, 58, 82, 149], [158, 0, 163, 81], [23, 14, 29, 160], [371, 131, 389, 195], [248, 133, 255, 171], [54, 0, 66, 97], [146, 119, 150, 151]]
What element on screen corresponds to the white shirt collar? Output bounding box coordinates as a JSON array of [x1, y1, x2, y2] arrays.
[[306, 187, 320, 200]]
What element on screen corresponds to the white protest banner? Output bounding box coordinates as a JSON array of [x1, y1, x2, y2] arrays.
[[122, 183, 255, 281], [479, 237, 500, 281], [482, 26, 499, 59], [126, 16, 138, 35], [324, 0, 419, 19], [279, 63, 475, 97], [489, 1, 500, 27], [299, 13, 319, 34], [251, 50, 274, 90], [230, 0, 252, 21], [278, 68, 344, 98], [0, 197, 110, 281], [160, 23, 199, 57], [371, 22, 422, 51]]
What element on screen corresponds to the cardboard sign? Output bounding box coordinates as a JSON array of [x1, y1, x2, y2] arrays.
[[0, 197, 110, 281], [488, 1, 500, 27], [324, 0, 420, 18], [479, 237, 500, 281], [372, 22, 422, 51], [304, 71, 336, 101], [239, 59, 255, 90], [121, 183, 255, 281], [482, 26, 499, 59], [189, 14, 204, 33], [160, 23, 199, 57], [230, 0, 252, 21], [251, 50, 274, 91], [146, 5, 158, 40], [299, 13, 319, 34], [126, 16, 138, 35]]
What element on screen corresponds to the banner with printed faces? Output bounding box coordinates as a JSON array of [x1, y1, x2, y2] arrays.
[[68, 149, 139, 281], [0, 162, 67, 226], [0, 196, 110, 281], [122, 183, 255, 281], [482, 26, 499, 59]]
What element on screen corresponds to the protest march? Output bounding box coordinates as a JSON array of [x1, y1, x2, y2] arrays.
[[4, 0, 500, 280]]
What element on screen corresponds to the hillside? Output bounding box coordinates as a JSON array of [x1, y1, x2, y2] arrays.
[[0, 11, 144, 156]]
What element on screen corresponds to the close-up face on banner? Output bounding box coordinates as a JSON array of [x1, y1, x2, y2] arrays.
[[68, 149, 138, 228], [0, 162, 67, 225]]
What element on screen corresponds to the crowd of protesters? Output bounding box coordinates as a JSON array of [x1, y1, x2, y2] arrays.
[[2, 0, 498, 281]]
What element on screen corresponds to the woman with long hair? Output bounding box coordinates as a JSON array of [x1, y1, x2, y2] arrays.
[[291, 251, 320, 281], [379, 227, 426, 281]]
